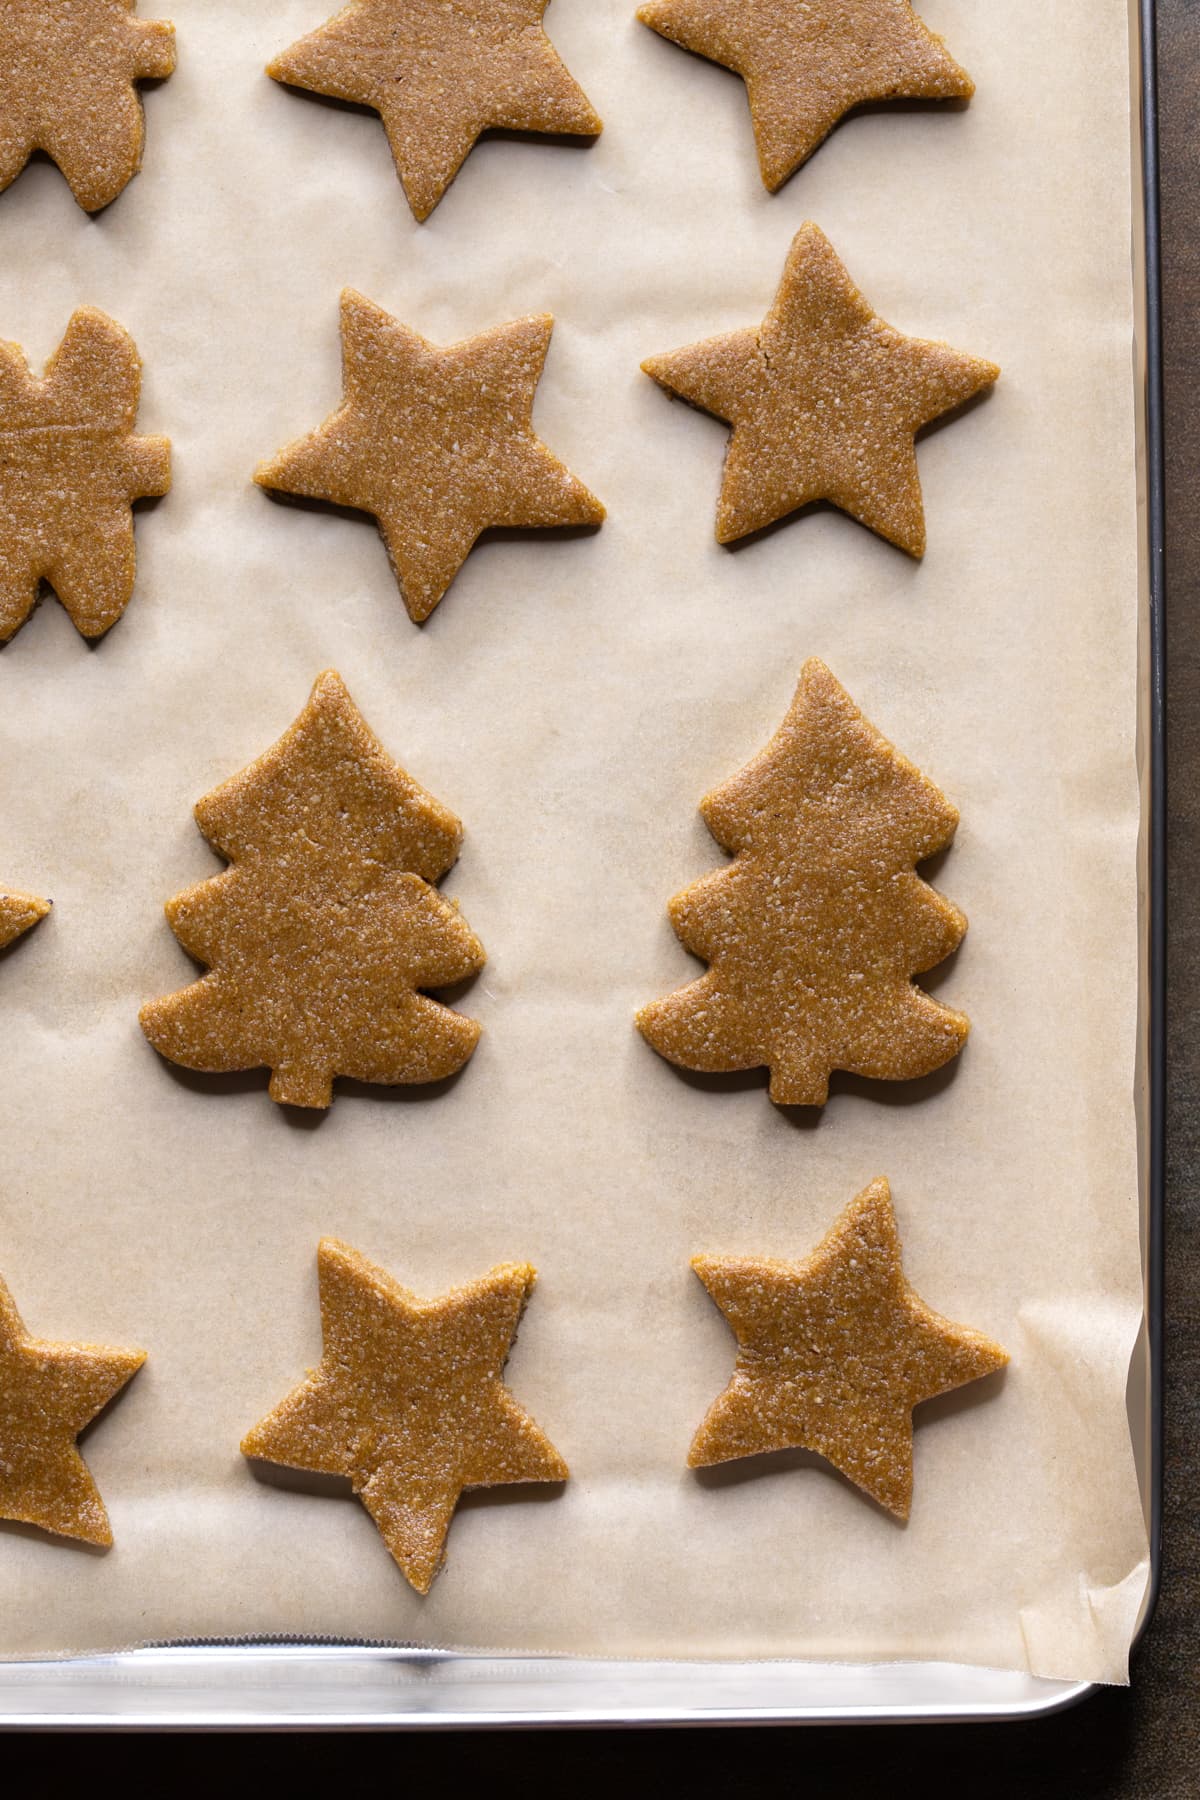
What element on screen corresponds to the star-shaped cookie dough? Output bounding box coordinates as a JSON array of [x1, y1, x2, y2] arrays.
[[0, 307, 172, 641], [0, 1, 175, 212], [0, 1272, 145, 1545], [638, 0, 972, 190], [255, 290, 604, 623], [0, 887, 49, 950], [643, 222, 998, 555], [689, 1179, 1007, 1517], [242, 1240, 569, 1592], [269, 0, 601, 221]]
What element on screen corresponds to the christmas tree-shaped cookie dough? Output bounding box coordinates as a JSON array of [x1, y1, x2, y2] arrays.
[[639, 0, 972, 191], [0, 2, 175, 212], [0, 887, 49, 950], [643, 222, 997, 556], [0, 1271, 145, 1545], [255, 290, 604, 623], [0, 308, 171, 641], [638, 660, 968, 1106], [268, 0, 601, 221], [140, 671, 486, 1109], [689, 1178, 1008, 1517], [243, 1239, 568, 1592]]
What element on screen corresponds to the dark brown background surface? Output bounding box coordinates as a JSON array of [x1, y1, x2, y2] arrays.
[[12, 2, 1197, 1785]]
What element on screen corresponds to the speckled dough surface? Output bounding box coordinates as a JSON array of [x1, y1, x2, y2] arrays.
[[638, 0, 972, 190], [255, 290, 605, 623], [0, 0, 1150, 1686], [0, 307, 170, 640], [139, 669, 486, 1108], [638, 658, 969, 1106], [0, 0, 175, 212], [268, 0, 601, 220], [690, 1178, 1008, 1518], [643, 220, 998, 555], [0, 887, 48, 951], [242, 1239, 569, 1593], [0, 1273, 144, 1546]]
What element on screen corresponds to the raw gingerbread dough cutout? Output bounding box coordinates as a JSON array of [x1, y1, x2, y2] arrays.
[[0, 308, 171, 641], [139, 670, 486, 1109], [689, 1177, 1008, 1517], [0, 2, 175, 212], [642, 220, 998, 556], [637, 659, 968, 1106], [0, 1271, 145, 1545], [638, 1, 972, 191], [255, 290, 605, 623], [0, 887, 49, 950], [268, 0, 602, 221], [242, 1238, 568, 1593]]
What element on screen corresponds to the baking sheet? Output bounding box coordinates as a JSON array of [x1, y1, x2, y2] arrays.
[[0, 0, 1148, 1684]]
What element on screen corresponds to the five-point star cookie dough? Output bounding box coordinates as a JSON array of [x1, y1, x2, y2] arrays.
[[0, 1272, 145, 1545], [0, 1, 175, 212], [0, 4, 1010, 1592], [0, 887, 49, 951], [255, 290, 605, 623], [0, 307, 172, 641], [689, 1178, 1008, 1517], [638, 0, 972, 191], [242, 1239, 569, 1593], [643, 221, 998, 556], [268, 0, 602, 221]]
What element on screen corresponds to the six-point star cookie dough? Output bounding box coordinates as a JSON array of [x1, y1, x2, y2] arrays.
[[689, 1178, 1008, 1518], [638, 0, 972, 191], [242, 1239, 569, 1593], [268, 0, 602, 221], [255, 290, 605, 623], [643, 221, 998, 556], [0, 1, 1012, 1592], [0, 1, 175, 212], [0, 1271, 145, 1545], [0, 307, 171, 641]]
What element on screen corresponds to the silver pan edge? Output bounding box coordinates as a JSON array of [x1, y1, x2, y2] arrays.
[[0, 0, 1166, 1732]]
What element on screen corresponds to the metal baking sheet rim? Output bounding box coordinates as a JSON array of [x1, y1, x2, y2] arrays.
[[0, 0, 1166, 1731]]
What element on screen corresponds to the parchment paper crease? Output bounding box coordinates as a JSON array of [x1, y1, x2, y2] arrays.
[[0, 0, 1149, 1684]]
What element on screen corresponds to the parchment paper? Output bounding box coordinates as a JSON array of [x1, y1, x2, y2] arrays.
[[0, 0, 1149, 1684]]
